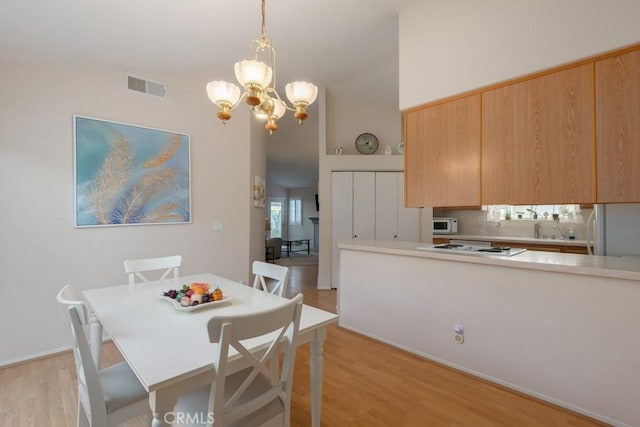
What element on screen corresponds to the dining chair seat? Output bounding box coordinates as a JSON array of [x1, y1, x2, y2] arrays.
[[99, 363, 148, 415], [177, 367, 284, 427]]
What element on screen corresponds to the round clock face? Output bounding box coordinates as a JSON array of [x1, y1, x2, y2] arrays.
[[355, 133, 379, 155]]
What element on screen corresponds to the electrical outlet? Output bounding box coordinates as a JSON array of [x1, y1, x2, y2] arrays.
[[454, 324, 464, 344]]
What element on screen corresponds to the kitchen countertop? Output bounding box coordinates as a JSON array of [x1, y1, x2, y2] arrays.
[[337, 239, 640, 282], [435, 234, 590, 247]]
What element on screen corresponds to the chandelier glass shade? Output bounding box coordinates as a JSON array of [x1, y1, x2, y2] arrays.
[[206, 0, 317, 133]]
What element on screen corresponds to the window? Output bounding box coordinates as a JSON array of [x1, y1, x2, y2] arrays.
[[484, 204, 583, 222], [289, 198, 302, 225]]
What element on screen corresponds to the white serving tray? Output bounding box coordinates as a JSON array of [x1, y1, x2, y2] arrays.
[[160, 295, 232, 312]]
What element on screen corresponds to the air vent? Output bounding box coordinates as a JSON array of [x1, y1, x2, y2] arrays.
[[126, 74, 166, 98]]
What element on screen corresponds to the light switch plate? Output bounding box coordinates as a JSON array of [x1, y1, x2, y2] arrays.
[[213, 220, 224, 231]]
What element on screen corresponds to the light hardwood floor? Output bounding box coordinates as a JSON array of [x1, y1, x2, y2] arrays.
[[0, 264, 607, 426]]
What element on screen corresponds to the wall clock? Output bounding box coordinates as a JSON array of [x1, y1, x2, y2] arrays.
[[355, 133, 379, 155]]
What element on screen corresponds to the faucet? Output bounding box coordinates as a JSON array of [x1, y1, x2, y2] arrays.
[[553, 225, 566, 239], [533, 222, 542, 239]]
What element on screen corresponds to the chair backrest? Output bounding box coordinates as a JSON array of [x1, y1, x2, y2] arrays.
[[56, 284, 91, 324], [67, 306, 107, 425], [57, 285, 101, 366], [124, 255, 182, 288], [252, 261, 289, 297], [206, 293, 303, 426]]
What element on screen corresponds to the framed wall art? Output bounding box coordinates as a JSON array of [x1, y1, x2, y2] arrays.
[[74, 115, 191, 227], [253, 175, 265, 207]]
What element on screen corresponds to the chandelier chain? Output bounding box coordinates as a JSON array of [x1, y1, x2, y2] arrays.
[[261, 0, 266, 40]]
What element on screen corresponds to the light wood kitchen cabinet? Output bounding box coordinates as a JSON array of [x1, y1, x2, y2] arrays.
[[482, 64, 595, 205], [595, 49, 640, 202], [405, 95, 481, 208]]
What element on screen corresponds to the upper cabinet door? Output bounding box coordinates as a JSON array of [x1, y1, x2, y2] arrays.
[[405, 94, 481, 207], [596, 49, 640, 203], [482, 64, 595, 205]]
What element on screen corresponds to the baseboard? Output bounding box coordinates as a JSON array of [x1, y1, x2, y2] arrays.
[[0, 337, 113, 369]]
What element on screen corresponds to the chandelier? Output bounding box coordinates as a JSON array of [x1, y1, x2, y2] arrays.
[[206, 0, 318, 134]]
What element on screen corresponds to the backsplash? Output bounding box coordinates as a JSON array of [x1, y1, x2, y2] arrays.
[[435, 208, 592, 241]]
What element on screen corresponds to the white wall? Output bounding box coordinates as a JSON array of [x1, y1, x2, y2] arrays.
[[326, 91, 402, 155], [250, 116, 268, 271], [0, 61, 261, 365], [399, 0, 640, 109], [339, 247, 640, 426], [317, 89, 432, 289]]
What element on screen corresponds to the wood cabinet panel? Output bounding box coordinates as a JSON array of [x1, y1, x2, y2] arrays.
[[482, 65, 595, 205], [405, 95, 481, 207], [595, 49, 640, 202]]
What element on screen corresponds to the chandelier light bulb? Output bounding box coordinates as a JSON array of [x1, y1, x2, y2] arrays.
[[271, 98, 286, 120], [235, 60, 272, 105], [206, 81, 241, 122], [285, 81, 318, 105]]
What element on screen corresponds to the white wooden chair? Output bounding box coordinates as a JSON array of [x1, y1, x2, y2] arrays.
[[174, 293, 304, 427], [123, 255, 182, 289], [65, 306, 150, 427], [56, 285, 102, 367], [252, 261, 289, 297]]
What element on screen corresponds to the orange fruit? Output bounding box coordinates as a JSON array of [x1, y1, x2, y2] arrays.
[[190, 282, 209, 295]]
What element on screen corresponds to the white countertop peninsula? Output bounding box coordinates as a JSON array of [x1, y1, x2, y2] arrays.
[[336, 239, 640, 426], [337, 239, 640, 281]]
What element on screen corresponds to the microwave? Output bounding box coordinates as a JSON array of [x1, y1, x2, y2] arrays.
[[433, 217, 458, 235]]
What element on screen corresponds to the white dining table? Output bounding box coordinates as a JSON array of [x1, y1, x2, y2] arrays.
[[83, 273, 338, 427]]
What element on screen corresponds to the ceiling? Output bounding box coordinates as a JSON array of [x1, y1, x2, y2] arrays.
[[0, 0, 414, 189]]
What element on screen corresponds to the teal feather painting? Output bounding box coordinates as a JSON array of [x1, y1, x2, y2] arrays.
[[74, 116, 191, 227]]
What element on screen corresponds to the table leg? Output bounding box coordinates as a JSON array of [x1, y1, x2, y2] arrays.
[[88, 312, 103, 367], [310, 328, 327, 427], [150, 389, 178, 427], [307, 239, 310, 254]]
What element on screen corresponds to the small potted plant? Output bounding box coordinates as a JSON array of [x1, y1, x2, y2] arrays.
[[526, 208, 539, 219], [516, 211, 525, 219], [504, 211, 512, 220], [543, 211, 549, 219]]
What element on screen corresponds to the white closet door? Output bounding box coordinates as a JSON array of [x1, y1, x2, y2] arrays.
[[331, 172, 353, 288], [375, 172, 399, 240], [397, 172, 420, 241], [352, 172, 376, 240]]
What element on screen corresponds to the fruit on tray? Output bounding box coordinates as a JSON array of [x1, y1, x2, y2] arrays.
[[190, 282, 209, 295], [163, 284, 224, 307]]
